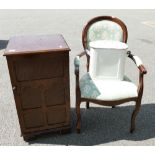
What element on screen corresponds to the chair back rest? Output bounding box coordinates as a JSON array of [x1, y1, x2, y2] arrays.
[[82, 16, 128, 49], [82, 16, 128, 80]]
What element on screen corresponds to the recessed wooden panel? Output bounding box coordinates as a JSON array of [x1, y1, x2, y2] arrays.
[[23, 109, 45, 129], [15, 56, 63, 81], [45, 78, 65, 106], [47, 106, 66, 125], [20, 84, 43, 109]]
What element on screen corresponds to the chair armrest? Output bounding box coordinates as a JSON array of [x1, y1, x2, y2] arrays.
[[127, 51, 147, 97], [74, 51, 87, 98], [74, 56, 80, 76], [127, 51, 147, 75], [74, 51, 86, 75]]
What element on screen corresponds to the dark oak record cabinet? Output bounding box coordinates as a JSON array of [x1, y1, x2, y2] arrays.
[[4, 34, 71, 141]]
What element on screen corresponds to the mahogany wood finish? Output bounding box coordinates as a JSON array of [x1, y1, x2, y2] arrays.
[[4, 34, 71, 141], [75, 16, 147, 133]]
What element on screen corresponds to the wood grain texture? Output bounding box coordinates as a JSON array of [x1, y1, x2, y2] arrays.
[[4, 34, 70, 56], [5, 34, 71, 140]]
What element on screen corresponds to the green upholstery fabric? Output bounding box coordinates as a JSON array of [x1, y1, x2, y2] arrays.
[[74, 57, 101, 98], [80, 73, 101, 99], [87, 20, 123, 49]]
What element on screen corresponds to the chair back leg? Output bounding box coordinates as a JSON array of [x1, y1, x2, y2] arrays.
[[86, 101, 90, 109]]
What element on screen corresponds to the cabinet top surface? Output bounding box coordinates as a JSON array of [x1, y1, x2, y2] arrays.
[[4, 34, 70, 56]]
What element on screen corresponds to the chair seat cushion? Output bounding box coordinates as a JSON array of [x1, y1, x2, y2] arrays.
[[79, 73, 138, 101]]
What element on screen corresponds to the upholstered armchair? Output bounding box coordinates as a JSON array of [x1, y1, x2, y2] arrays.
[[74, 16, 147, 133]]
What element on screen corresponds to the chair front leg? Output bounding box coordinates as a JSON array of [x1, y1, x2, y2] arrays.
[[76, 99, 81, 133], [75, 68, 81, 133], [76, 78, 81, 133], [130, 99, 142, 133], [74, 52, 87, 133], [130, 73, 144, 133], [76, 83, 81, 133]]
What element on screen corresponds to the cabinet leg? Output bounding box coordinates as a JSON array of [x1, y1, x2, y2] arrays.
[[23, 135, 36, 142], [60, 128, 71, 134]]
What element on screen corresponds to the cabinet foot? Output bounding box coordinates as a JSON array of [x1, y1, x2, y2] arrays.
[[23, 135, 36, 142], [60, 128, 71, 134], [76, 129, 81, 134]]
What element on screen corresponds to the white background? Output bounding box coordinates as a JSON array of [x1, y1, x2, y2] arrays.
[[0, 0, 154, 9]]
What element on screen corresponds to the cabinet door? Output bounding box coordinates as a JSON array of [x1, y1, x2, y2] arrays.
[[7, 53, 70, 133], [19, 78, 69, 130]]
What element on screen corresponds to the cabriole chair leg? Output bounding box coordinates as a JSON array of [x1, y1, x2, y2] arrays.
[[130, 100, 141, 133]]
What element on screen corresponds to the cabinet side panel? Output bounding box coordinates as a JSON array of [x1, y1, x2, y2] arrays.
[[63, 53, 71, 126]]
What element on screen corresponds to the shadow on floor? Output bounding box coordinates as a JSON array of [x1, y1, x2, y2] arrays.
[[0, 40, 8, 50], [29, 103, 155, 146]]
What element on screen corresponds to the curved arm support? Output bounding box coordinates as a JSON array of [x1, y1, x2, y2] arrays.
[[127, 51, 147, 75], [127, 51, 147, 96]]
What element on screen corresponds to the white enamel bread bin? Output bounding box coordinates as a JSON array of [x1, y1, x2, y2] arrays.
[[89, 40, 128, 80]]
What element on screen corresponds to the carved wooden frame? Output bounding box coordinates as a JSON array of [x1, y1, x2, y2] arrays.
[[75, 16, 147, 133]]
